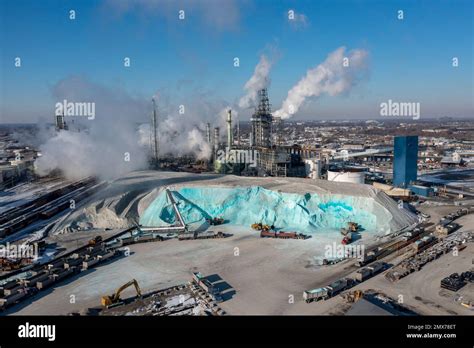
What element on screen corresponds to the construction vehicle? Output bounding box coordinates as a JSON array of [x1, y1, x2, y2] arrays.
[[101, 279, 142, 307], [347, 222, 359, 232], [251, 222, 274, 231], [342, 290, 363, 303], [251, 222, 263, 231], [88, 235, 103, 246]]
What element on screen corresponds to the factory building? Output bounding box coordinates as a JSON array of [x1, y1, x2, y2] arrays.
[[209, 88, 306, 177], [393, 136, 418, 188]]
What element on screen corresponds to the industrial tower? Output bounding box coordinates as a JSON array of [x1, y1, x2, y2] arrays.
[[250, 88, 273, 148]]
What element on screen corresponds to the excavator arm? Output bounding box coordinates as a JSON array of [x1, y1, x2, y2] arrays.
[[101, 279, 142, 307]]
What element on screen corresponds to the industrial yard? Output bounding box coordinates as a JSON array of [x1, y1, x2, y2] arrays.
[[0, 170, 471, 317]]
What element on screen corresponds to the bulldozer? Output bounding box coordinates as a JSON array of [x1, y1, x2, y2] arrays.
[[101, 279, 142, 307]]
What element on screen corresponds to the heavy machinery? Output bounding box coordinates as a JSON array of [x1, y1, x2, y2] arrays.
[[251, 223, 274, 231], [88, 235, 103, 246], [347, 222, 359, 232], [101, 279, 142, 307], [341, 222, 360, 236], [342, 290, 363, 303]]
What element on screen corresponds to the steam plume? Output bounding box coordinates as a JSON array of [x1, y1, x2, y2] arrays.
[[238, 55, 273, 109], [274, 47, 369, 119]]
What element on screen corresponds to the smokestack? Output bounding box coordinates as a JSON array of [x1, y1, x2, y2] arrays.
[[206, 123, 211, 143], [213, 127, 220, 154], [226, 109, 233, 148], [237, 114, 240, 147], [151, 98, 159, 168]]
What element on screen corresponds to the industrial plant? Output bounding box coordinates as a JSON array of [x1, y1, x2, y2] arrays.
[[2, 93, 473, 318], [0, 2, 473, 347]]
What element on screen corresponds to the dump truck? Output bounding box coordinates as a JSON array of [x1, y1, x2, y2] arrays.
[[303, 287, 330, 303]]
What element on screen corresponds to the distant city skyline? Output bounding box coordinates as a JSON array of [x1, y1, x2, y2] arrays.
[[1, 0, 473, 124]]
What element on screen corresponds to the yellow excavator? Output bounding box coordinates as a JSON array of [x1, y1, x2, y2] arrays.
[[101, 279, 142, 307], [343, 290, 363, 303]]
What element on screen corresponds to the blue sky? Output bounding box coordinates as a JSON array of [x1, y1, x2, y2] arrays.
[[1, 0, 472, 123]]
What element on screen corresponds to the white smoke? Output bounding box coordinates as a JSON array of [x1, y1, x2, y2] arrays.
[[35, 76, 149, 180], [140, 103, 237, 159], [238, 55, 273, 109], [35, 77, 228, 180], [274, 47, 369, 119]]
